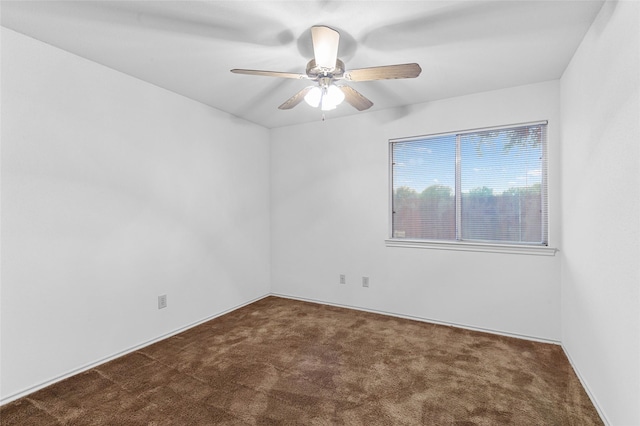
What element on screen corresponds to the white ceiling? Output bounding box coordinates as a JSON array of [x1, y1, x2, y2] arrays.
[[2, 1, 603, 129]]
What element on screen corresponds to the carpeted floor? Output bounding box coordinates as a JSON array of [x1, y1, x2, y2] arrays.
[[1, 296, 602, 425]]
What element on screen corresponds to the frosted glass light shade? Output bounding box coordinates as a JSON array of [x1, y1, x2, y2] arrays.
[[325, 85, 345, 106], [320, 85, 344, 110], [321, 99, 336, 111], [305, 84, 344, 110], [304, 86, 322, 107]]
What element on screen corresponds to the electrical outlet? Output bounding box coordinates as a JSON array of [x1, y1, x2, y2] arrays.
[[340, 274, 346, 284], [158, 294, 167, 309], [362, 277, 369, 288]]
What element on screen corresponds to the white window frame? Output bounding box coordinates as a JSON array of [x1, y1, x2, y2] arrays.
[[385, 121, 557, 256]]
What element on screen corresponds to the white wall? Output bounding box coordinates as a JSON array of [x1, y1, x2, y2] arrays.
[[270, 81, 561, 342], [560, 1, 640, 424], [0, 28, 271, 401]]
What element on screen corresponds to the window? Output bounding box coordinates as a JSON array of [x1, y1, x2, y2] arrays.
[[390, 121, 548, 249]]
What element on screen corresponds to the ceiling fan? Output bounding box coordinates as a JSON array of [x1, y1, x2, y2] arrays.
[[231, 25, 421, 112]]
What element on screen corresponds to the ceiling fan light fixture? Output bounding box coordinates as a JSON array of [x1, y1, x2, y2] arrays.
[[326, 84, 345, 106], [304, 86, 322, 107], [306, 83, 344, 111], [321, 98, 337, 111]]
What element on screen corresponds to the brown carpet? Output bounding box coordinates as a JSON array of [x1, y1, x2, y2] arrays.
[[1, 296, 602, 425]]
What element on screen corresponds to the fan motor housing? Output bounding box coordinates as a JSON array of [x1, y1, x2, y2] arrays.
[[306, 59, 345, 80]]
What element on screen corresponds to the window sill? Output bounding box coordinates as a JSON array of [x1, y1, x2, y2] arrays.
[[385, 239, 558, 256]]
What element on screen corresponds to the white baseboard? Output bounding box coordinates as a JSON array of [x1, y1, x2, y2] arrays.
[[270, 292, 561, 345], [0, 293, 270, 406], [561, 346, 609, 426]]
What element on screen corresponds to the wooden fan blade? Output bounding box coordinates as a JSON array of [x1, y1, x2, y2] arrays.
[[344, 63, 422, 81], [231, 69, 307, 79], [311, 26, 340, 70], [339, 85, 373, 111], [278, 86, 313, 110]]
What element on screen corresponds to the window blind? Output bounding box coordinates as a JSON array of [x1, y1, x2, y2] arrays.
[[391, 122, 548, 245]]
